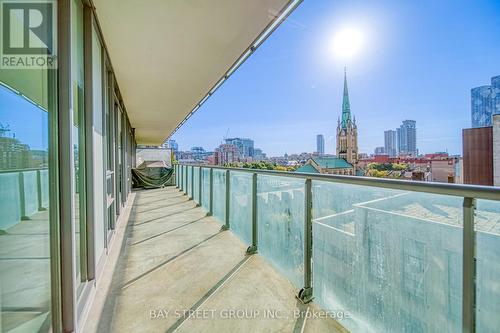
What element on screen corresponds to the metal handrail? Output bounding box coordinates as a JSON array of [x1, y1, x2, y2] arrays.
[[180, 164, 500, 201], [0, 166, 48, 174]]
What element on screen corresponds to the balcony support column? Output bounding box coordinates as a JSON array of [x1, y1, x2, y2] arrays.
[[463, 197, 476, 333], [246, 172, 258, 254], [221, 169, 230, 231], [208, 168, 213, 216], [297, 177, 313, 303]]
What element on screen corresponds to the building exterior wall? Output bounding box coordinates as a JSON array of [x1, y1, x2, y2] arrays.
[[493, 114, 500, 186], [136, 148, 172, 166], [462, 126, 493, 185], [0, 2, 138, 331], [430, 159, 458, 183]]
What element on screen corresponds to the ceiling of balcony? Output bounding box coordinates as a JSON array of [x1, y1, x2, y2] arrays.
[[93, 0, 294, 145]]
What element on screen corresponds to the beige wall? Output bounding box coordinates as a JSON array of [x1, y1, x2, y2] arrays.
[[494, 115, 500, 186]]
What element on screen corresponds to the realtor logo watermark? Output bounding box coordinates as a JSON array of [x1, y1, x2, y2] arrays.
[[1, 0, 57, 69]]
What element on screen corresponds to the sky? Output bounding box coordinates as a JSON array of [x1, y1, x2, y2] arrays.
[[0, 86, 48, 151], [171, 0, 500, 156]]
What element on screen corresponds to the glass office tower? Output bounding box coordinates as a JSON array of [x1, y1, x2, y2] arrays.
[[472, 85, 493, 127]]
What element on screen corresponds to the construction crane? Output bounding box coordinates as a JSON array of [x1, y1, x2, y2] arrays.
[[222, 128, 230, 144]]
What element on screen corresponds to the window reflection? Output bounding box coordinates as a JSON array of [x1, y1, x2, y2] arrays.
[[0, 84, 52, 332]]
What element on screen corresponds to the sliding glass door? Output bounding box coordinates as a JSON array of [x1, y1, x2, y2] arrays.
[[71, 0, 87, 297], [0, 2, 58, 331]]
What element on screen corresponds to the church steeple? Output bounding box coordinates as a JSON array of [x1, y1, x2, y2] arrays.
[[341, 66, 351, 129], [336, 66, 358, 166]]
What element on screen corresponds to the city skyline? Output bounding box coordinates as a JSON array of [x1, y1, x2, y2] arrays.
[[170, 0, 500, 156]]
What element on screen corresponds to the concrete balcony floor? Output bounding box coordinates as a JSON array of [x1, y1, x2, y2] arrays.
[[84, 186, 346, 333]]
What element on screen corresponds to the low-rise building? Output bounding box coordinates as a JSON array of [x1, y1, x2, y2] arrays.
[[296, 157, 354, 175]]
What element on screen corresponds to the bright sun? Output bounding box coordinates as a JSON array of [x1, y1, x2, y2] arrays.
[[332, 28, 364, 59]]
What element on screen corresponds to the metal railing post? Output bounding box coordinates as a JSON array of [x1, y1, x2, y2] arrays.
[[208, 168, 213, 216], [221, 169, 230, 231], [198, 166, 202, 205], [246, 172, 258, 254], [180, 165, 184, 192], [37, 169, 43, 211], [184, 165, 188, 194], [19, 172, 28, 220], [297, 177, 313, 303], [191, 165, 194, 199], [175, 165, 179, 188], [463, 197, 477, 333]]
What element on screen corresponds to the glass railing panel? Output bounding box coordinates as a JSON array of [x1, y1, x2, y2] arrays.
[[257, 175, 304, 288], [229, 171, 252, 244], [212, 169, 226, 223], [202, 168, 210, 212], [187, 166, 192, 197], [312, 181, 463, 333], [193, 166, 200, 204], [476, 199, 500, 332], [40, 169, 50, 208]]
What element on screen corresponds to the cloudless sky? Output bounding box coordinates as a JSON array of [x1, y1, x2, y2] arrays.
[[172, 0, 500, 156], [0, 86, 48, 151]]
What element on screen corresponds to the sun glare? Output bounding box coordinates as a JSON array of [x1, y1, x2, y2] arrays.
[[332, 28, 364, 59]]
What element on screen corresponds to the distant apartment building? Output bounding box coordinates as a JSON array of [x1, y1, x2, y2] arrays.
[[384, 130, 398, 157], [398, 120, 417, 156], [374, 146, 386, 155], [225, 137, 254, 158], [214, 144, 239, 165], [190, 146, 206, 160], [253, 148, 266, 161], [316, 134, 325, 156], [471, 75, 500, 128], [0, 135, 33, 170]]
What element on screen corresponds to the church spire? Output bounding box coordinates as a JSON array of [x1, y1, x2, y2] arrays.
[[341, 66, 351, 129]]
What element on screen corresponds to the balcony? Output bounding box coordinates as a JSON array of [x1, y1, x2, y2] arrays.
[[1, 1, 499, 332], [83, 184, 344, 333], [80, 164, 500, 332]]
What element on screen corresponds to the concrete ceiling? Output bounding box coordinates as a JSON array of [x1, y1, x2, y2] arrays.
[[93, 0, 294, 145]]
